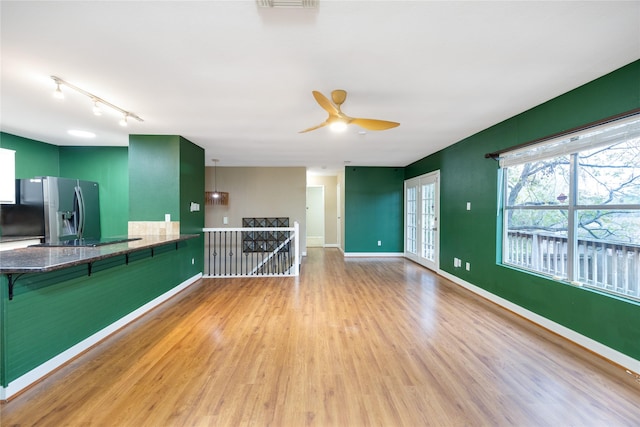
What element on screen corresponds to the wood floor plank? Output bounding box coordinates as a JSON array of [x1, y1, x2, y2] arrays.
[[1, 248, 639, 426]]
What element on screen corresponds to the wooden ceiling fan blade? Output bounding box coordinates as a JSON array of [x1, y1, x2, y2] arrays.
[[350, 118, 400, 131], [312, 91, 340, 115], [299, 121, 328, 133]]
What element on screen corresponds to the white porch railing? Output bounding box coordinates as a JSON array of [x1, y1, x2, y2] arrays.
[[505, 231, 640, 300], [203, 222, 299, 277]]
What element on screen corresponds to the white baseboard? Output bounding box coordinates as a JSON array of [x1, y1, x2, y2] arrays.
[[439, 270, 640, 375], [324, 244, 340, 248], [344, 252, 404, 257], [0, 273, 202, 401]]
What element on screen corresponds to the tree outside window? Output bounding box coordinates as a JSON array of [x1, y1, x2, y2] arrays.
[[501, 115, 640, 301]]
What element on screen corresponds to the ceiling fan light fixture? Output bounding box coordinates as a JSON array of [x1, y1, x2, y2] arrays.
[[300, 90, 400, 133], [330, 121, 347, 132]]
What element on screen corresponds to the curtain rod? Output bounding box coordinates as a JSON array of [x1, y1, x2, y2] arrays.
[[484, 107, 640, 160]]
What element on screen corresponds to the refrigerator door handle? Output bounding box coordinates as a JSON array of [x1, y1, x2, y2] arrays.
[[75, 185, 85, 239]]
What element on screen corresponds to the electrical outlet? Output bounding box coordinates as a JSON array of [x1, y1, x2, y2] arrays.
[[466, 202, 471, 210], [377, 240, 382, 246], [466, 262, 470, 271], [191, 258, 195, 265]]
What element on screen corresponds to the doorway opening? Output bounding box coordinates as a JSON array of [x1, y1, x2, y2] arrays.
[[306, 185, 325, 247]]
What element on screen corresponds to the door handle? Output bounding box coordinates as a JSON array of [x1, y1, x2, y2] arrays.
[[75, 186, 85, 239]]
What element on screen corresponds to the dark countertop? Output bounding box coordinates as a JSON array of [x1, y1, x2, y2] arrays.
[[0, 235, 43, 243], [0, 234, 200, 274]]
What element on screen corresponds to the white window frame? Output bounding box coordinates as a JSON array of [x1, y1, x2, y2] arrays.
[[499, 112, 640, 301]]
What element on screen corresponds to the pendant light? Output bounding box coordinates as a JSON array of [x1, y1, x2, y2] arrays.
[[206, 159, 229, 206]]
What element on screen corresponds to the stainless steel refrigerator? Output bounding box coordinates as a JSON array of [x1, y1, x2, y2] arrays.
[[3, 176, 101, 243], [42, 177, 101, 243]]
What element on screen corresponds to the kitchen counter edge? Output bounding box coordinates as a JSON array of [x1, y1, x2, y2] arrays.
[[0, 234, 200, 274]]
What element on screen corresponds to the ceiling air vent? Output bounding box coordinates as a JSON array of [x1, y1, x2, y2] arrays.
[[256, 0, 318, 8]]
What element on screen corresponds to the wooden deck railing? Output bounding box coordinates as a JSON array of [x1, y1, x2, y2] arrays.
[[505, 231, 640, 300]]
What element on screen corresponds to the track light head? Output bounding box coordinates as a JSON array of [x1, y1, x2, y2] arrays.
[[92, 100, 102, 116], [53, 82, 64, 100]]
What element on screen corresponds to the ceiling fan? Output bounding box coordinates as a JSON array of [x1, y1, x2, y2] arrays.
[[300, 89, 400, 133]]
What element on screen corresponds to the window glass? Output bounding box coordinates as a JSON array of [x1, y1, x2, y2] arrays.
[[506, 157, 571, 207], [578, 139, 640, 205], [576, 209, 640, 243], [501, 114, 640, 302]]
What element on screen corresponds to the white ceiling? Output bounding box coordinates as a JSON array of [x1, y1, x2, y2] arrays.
[[1, 1, 639, 175]]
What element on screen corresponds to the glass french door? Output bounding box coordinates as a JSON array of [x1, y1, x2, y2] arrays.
[[405, 171, 440, 271]]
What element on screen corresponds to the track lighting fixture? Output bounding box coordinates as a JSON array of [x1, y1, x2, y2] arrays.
[[92, 100, 102, 116], [53, 82, 64, 100], [50, 76, 143, 126]]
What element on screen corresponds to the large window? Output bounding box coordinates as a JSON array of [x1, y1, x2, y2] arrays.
[[500, 113, 640, 301]]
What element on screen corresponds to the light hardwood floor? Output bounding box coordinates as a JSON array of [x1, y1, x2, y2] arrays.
[[1, 248, 639, 426]]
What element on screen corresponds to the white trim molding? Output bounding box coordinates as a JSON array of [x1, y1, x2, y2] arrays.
[[0, 273, 202, 401], [344, 252, 404, 257], [439, 270, 640, 376]]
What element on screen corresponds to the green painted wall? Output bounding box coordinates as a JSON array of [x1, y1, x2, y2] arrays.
[[179, 137, 205, 235], [179, 137, 205, 274], [128, 135, 181, 222], [59, 146, 129, 237], [0, 243, 194, 385], [128, 134, 205, 275], [344, 167, 404, 253], [0, 133, 59, 178], [1, 132, 205, 388], [405, 60, 640, 360], [0, 134, 129, 238]]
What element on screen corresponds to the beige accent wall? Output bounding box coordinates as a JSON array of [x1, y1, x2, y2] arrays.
[[204, 166, 307, 255], [307, 174, 339, 247]]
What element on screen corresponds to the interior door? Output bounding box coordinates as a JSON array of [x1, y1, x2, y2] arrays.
[[404, 171, 440, 271], [405, 179, 419, 262], [306, 185, 325, 247]]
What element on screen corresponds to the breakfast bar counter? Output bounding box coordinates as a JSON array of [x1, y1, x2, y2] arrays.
[[0, 234, 199, 300], [0, 234, 199, 274]]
